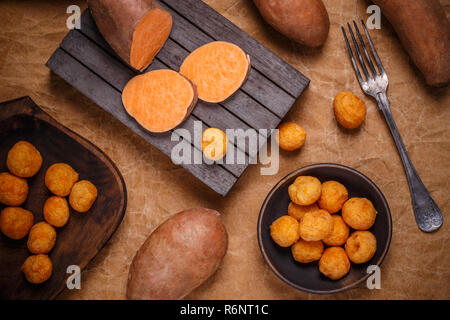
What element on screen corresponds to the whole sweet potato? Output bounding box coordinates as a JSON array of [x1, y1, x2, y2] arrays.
[[127, 208, 228, 300], [373, 0, 450, 87], [253, 0, 330, 47]]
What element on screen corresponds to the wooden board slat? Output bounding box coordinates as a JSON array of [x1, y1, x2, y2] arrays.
[[46, 49, 237, 196], [46, 0, 310, 196]]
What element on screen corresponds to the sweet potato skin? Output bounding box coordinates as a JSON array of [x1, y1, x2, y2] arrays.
[[373, 0, 450, 87], [127, 208, 228, 300], [253, 0, 330, 47], [88, 0, 171, 71]]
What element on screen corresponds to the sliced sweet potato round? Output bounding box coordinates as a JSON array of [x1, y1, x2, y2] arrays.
[[122, 70, 197, 133], [179, 41, 251, 103]]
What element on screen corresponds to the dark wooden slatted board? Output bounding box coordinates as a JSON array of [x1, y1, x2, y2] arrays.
[[46, 0, 309, 196]]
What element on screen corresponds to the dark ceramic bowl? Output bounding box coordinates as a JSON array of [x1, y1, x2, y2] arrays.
[[257, 163, 392, 294]]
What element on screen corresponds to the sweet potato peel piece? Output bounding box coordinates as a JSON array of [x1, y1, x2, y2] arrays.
[[180, 41, 251, 103], [122, 70, 197, 133], [88, 0, 172, 71]]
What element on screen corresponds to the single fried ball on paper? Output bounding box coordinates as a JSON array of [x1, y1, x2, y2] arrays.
[[69, 180, 98, 213], [0, 172, 28, 206], [43, 196, 70, 227], [298, 209, 333, 241], [0, 207, 34, 240], [333, 91, 366, 129], [27, 222, 57, 254], [21, 254, 53, 284], [342, 197, 377, 230], [45, 163, 79, 197], [291, 239, 324, 263], [202, 128, 228, 161], [323, 215, 350, 246], [269, 215, 300, 247], [7, 141, 43, 178], [288, 202, 319, 221], [288, 176, 322, 206], [318, 181, 348, 213], [345, 231, 377, 264], [277, 122, 307, 151], [319, 247, 351, 280]]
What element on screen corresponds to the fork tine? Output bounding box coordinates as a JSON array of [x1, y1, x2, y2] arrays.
[[347, 22, 371, 80], [341, 26, 364, 85], [353, 21, 377, 77], [361, 19, 386, 74]]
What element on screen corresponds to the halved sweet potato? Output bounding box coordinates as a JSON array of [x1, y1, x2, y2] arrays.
[[122, 70, 197, 133], [88, 0, 172, 71], [180, 41, 251, 103]]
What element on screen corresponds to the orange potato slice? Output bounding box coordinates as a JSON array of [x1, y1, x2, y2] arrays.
[[122, 70, 198, 133], [180, 41, 251, 103]]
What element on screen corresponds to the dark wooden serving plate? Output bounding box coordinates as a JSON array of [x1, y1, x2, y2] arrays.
[[258, 164, 392, 294], [46, 0, 310, 196], [0, 97, 127, 300]]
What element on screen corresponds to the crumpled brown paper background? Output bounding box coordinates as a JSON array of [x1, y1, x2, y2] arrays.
[[0, 0, 448, 299]]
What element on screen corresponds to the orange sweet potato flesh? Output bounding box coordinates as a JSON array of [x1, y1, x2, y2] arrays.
[[373, 0, 450, 87], [253, 0, 330, 48], [180, 41, 251, 103], [122, 70, 197, 133], [127, 208, 228, 300], [88, 0, 172, 71]]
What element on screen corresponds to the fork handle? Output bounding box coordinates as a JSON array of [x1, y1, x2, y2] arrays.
[[376, 92, 442, 232]]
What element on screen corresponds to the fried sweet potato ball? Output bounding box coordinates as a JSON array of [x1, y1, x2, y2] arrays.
[[333, 91, 366, 129], [288, 202, 319, 221], [0, 172, 28, 206], [298, 209, 333, 241], [43, 196, 70, 227], [342, 197, 377, 230], [277, 122, 307, 151], [319, 247, 351, 280], [69, 180, 98, 213], [270, 215, 300, 247], [345, 231, 377, 264], [323, 215, 350, 246], [6, 141, 43, 178], [201, 128, 228, 161], [288, 176, 322, 206], [27, 222, 57, 254], [0, 207, 34, 240], [291, 239, 324, 263], [45, 163, 79, 197], [21, 254, 53, 284], [318, 181, 348, 214]]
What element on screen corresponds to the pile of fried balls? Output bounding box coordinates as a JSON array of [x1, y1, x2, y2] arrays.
[[270, 176, 377, 280], [0, 141, 98, 284]]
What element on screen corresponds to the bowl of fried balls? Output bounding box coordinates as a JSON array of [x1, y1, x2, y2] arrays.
[[257, 163, 392, 294], [0, 141, 98, 285]]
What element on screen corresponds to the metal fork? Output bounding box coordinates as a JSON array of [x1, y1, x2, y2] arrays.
[[342, 20, 443, 232]]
